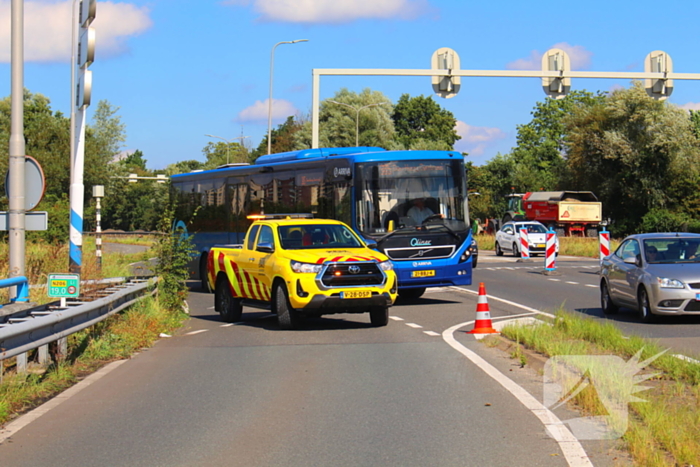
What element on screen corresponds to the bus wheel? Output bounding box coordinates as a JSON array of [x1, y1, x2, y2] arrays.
[[274, 283, 299, 330], [399, 287, 425, 300], [200, 254, 212, 293], [369, 306, 389, 326]]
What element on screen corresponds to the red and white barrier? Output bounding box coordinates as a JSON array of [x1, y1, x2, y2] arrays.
[[545, 229, 557, 271], [599, 229, 610, 260], [519, 228, 530, 259]]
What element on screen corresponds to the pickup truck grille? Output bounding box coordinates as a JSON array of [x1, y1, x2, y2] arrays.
[[320, 262, 384, 287]]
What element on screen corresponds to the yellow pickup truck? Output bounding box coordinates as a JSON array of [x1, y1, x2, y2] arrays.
[[208, 214, 397, 329]]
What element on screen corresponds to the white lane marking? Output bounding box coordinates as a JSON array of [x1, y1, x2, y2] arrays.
[[585, 284, 598, 288], [207, 306, 215, 310], [186, 329, 208, 336], [0, 360, 127, 445], [549, 279, 561, 282], [443, 323, 593, 467], [406, 323, 423, 329], [446, 287, 556, 319], [220, 323, 235, 327], [423, 331, 440, 337], [389, 316, 404, 321], [565, 281, 579, 285]]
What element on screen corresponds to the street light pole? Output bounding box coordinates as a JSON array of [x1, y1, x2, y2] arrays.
[[328, 101, 387, 146], [267, 39, 308, 155], [205, 134, 249, 165]]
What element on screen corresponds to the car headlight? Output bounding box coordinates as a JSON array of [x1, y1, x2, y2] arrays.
[[378, 260, 394, 272], [657, 277, 684, 288], [291, 261, 323, 274]]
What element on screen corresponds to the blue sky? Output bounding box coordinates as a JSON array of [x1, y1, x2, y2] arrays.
[[2, 0, 700, 170]]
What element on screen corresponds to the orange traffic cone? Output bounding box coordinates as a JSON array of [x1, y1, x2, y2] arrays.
[[467, 282, 499, 334]]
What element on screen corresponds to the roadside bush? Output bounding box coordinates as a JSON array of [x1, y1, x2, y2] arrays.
[[639, 208, 691, 233], [153, 207, 194, 311]]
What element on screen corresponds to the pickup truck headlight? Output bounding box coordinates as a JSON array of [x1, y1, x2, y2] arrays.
[[378, 260, 394, 272], [657, 277, 684, 288], [291, 261, 323, 274]]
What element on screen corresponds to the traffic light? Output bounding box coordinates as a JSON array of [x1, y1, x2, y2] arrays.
[[77, 0, 96, 108], [541, 48, 570, 99], [431, 47, 461, 99], [645, 51, 673, 100]]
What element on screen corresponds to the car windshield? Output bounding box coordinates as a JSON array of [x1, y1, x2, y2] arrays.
[[518, 224, 547, 234], [279, 224, 363, 250], [643, 238, 700, 263]]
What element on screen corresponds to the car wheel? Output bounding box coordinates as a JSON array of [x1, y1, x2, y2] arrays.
[[274, 282, 299, 330], [637, 287, 655, 323], [495, 242, 503, 256], [600, 280, 618, 315], [369, 306, 389, 326], [399, 287, 426, 300], [216, 279, 242, 323], [512, 242, 520, 257]]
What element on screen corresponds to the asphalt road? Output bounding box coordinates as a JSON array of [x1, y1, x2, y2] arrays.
[[0, 272, 635, 466]]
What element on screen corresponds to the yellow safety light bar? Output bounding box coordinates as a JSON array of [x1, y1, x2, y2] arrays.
[[246, 213, 314, 220]]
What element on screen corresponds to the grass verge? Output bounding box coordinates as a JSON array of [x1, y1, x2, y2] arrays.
[[491, 310, 700, 466]]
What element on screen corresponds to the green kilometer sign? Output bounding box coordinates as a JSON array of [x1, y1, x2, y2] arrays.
[[47, 273, 80, 298]]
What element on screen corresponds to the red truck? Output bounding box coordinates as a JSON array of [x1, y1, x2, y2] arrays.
[[503, 191, 602, 237]]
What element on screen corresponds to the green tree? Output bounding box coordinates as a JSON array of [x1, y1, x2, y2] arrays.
[[564, 81, 700, 235], [253, 116, 306, 159], [165, 159, 203, 176], [202, 141, 249, 169], [122, 149, 147, 171], [293, 89, 395, 151], [391, 94, 459, 150], [510, 90, 605, 191], [689, 109, 700, 139]]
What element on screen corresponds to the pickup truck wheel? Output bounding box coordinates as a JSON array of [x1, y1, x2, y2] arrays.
[[274, 283, 299, 330], [495, 242, 503, 256], [218, 283, 242, 323], [369, 306, 389, 326]]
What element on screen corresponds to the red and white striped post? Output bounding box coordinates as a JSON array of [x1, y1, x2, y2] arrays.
[[519, 228, 530, 259], [599, 228, 610, 261], [545, 228, 557, 271]]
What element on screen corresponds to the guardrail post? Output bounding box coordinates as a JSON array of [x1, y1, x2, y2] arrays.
[[16, 352, 27, 374], [38, 344, 49, 366]]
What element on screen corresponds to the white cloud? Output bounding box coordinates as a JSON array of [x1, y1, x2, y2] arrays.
[[238, 98, 297, 122], [228, 0, 431, 23], [0, 0, 152, 63], [454, 121, 506, 157], [507, 42, 593, 71], [678, 102, 700, 111]]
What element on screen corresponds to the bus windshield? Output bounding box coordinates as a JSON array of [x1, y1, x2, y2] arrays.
[[355, 160, 468, 236]]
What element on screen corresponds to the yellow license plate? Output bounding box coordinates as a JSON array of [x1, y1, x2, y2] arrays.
[[412, 270, 435, 278], [536, 244, 545, 248], [341, 290, 372, 299]]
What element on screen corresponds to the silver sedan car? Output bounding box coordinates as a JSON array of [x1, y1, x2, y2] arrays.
[[600, 232, 700, 322]]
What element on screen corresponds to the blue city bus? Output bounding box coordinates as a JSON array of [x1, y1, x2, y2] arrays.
[[171, 147, 475, 298]]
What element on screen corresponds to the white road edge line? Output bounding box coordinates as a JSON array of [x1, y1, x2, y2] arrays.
[[442, 323, 593, 467], [0, 360, 127, 445], [186, 329, 208, 335]]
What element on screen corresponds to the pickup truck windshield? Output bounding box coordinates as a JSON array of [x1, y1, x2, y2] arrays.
[[279, 224, 363, 250]]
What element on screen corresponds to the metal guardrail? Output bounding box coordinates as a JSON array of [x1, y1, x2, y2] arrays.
[[0, 278, 157, 361]]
